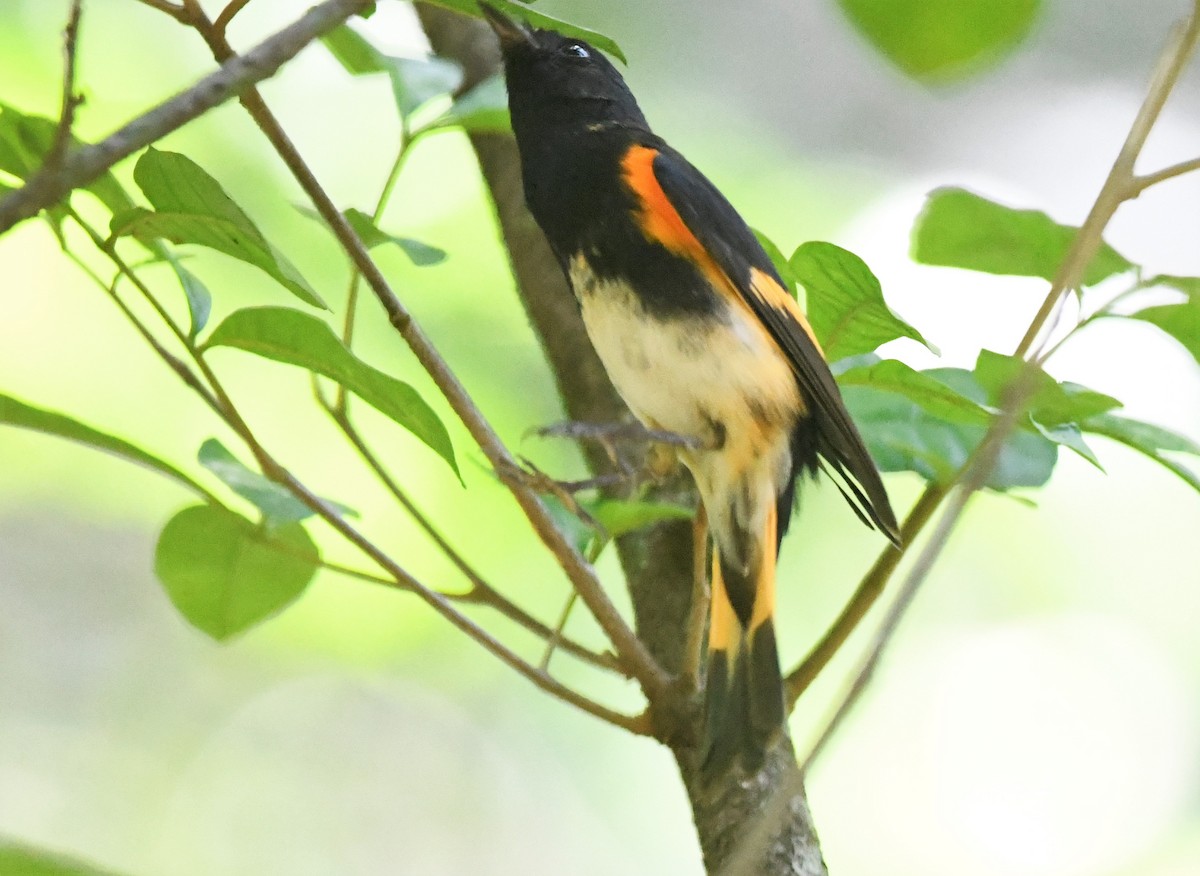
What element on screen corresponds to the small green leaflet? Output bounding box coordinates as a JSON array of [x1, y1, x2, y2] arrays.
[[0, 390, 209, 497], [584, 497, 693, 538], [971, 350, 1122, 426], [296, 205, 446, 265], [913, 188, 1133, 287], [1129, 292, 1200, 367], [165, 252, 212, 337], [203, 307, 459, 478], [790, 241, 933, 361], [418, 75, 511, 136], [843, 382, 1056, 489], [844, 354, 1126, 490], [837, 0, 1042, 82], [420, 0, 626, 63], [110, 148, 325, 309], [154, 505, 318, 641], [945, 352, 1119, 469], [837, 358, 992, 425], [544, 493, 693, 558], [1082, 412, 1200, 495], [198, 438, 356, 525], [0, 843, 124, 876], [321, 25, 463, 117]]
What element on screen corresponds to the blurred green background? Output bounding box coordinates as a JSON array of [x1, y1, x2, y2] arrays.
[[2, 1, 1199, 874]]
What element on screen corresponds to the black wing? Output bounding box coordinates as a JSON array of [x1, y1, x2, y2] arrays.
[[651, 144, 900, 544]]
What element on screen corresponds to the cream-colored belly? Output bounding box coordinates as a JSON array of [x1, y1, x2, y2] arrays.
[[573, 268, 799, 470]]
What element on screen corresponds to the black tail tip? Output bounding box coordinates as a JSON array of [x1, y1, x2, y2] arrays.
[[700, 624, 786, 778]]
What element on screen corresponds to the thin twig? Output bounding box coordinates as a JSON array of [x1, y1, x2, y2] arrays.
[[540, 592, 579, 671], [44, 0, 84, 176], [214, 0, 253, 35], [0, 0, 375, 234], [134, 0, 187, 20], [783, 484, 945, 710], [180, 12, 671, 700], [1129, 154, 1200, 195], [798, 1, 1200, 772], [338, 128, 414, 409], [63, 216, 223, 419]]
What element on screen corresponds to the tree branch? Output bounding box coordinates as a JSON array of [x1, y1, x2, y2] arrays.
[[0, 0, 375, 235], [798, 0, 1200, 774], [173, 7, 670, 700]]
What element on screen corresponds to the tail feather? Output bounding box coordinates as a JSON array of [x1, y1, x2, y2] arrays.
[[700, 502, 786, 775], [701, 617, 784, 774]]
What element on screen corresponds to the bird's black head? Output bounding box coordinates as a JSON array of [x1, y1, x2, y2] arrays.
[[480, 4, 649, 134]]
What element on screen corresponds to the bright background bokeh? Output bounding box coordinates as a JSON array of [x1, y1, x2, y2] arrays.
[[2, 1, 1199, 874]]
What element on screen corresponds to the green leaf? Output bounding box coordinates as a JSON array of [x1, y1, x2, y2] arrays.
[[165, 253, 212, 337], [112, 148, 325, 309], [421, 0, 626, 63], [0, 103, 135, 219], [1129, 296, 1200, 367], [1082, 412, 1200, 494], [0, 843, 123, 876], [1033, 421, 1104, 471], [913, 188, 1134, 287], [204, 307, 459, 478], [581, 497, 693, 538], [752, 229, 799, 296], [789, 241, 934, 361], [387, 56, 464, 117], [296, 205, 447, 265], [198, 438, 356, 525], [837, 0, 1042, 82], [843, 383, 1057, 490], [837, 358, 992, 425], [321, 24, 387, 75], [1150, 274, 1200, 297], [972, 350, 1122, 426], [321, 26, 463, 117], [155, 505, 318, 640], [0, 391, 208, 496], [421, 75, 512, 135]]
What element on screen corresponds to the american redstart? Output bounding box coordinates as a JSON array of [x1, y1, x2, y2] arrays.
[[482, 4, 900, 773]]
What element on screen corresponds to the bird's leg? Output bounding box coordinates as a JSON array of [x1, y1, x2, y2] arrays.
[[681, 501, 710, 689], [536, 420, 705, 452], [534, 419, 704, 494]]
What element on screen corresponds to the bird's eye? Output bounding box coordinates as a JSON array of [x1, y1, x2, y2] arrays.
[[563, 43, 590, 59]]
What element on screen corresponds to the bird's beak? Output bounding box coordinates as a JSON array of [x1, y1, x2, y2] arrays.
[[479, 3, 535, 53]]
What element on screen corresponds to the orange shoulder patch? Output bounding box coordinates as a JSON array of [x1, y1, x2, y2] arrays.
[[621, 145, 708, 262]]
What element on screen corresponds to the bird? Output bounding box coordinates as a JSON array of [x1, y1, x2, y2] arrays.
[[481, 4, 900, 774]]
